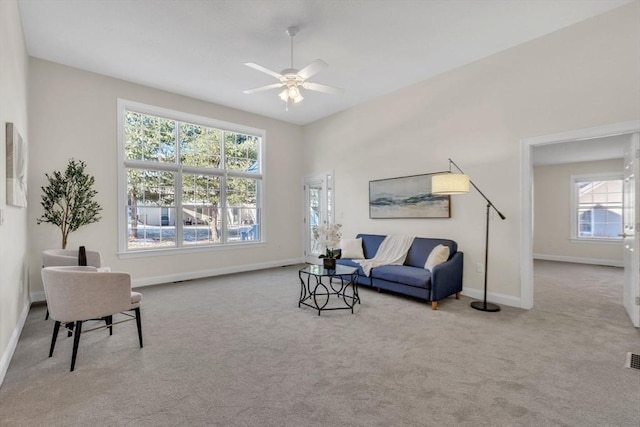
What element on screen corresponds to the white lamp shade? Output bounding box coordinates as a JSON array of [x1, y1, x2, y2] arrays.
[[431, 173, 470, 195], [279, 85, 304, 103]]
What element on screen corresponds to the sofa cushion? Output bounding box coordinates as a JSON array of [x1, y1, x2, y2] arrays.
[[425, 244, 450, 271], [405, 237, 457, 268], [371, 265, 431, 288], [355, 234, 386, 259], [340, 238, 364, 259]]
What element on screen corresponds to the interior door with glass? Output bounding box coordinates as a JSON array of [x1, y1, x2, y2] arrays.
[[304, 172, 333, 264], [622, 132, 639, 327]]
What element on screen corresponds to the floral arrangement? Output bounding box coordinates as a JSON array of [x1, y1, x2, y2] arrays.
[[314, 223, 342, 259]]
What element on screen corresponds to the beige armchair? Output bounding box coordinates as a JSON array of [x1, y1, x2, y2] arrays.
[[42, 248, 104, 320], [41, 266, 143, 372], [42, 248, 102, 268]]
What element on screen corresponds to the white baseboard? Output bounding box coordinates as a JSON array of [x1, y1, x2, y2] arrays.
[[0, 299, 30, 388], [533, 253, 623, 268], [30, 291, 46, 303], [131, 257, 305, 288], [460, 288, 523, 309]]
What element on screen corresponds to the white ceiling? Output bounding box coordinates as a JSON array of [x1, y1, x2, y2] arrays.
[[17, 0, 634, 126]]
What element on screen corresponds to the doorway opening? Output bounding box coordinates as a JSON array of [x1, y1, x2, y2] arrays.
[[521, 121, 639, 327]]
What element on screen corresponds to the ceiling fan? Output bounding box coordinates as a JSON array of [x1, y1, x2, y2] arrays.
[[243, 26, 344, 107]]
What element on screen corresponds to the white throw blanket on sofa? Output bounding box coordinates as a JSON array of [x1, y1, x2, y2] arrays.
[[354, 235, 415, 276]]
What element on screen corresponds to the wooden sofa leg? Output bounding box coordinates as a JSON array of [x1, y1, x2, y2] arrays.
[[431, 301, 438, 310], [455, 292, 460, 299]]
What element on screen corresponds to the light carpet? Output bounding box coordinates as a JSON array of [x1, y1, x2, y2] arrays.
[[0, 260, 638, 426]]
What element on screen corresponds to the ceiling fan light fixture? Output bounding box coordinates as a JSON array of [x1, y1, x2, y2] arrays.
[[278, 84, 304, 104], [288, 85, 301, 98]]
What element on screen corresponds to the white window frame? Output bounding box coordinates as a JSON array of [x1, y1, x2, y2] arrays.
[[569, 172, 623, 243], [117, 99, 265, 258]]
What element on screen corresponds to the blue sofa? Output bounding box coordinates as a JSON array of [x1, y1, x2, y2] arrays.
[[336, 234, 463, 309]]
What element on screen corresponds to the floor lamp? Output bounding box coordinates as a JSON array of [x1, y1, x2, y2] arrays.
[[431, 158, 506, 312]]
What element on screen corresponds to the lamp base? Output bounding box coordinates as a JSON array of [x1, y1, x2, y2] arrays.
[[470, 301, 501, 312]]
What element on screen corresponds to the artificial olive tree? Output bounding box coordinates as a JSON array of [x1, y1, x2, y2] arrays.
[[37, 159, 102, 249]]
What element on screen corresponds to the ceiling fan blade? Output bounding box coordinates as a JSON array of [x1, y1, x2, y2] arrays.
[[243, 83, 284, 94], [245, 62, 283, 79], [302, 82, 344, 95], [297, 59, 328, 80]]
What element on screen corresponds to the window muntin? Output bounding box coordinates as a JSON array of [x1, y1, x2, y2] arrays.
[[224, 132, 260, 173], [226, 177, 260, 242], [124, 112, 176, 163], [179, 124, 221, 168], [127, 169, 177, 248], [572, 176, 623, 240], [181, 174, 221, 245], [120, 102, 263, 253]]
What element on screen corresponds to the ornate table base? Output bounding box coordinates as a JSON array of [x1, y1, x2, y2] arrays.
[[298, 264, 359, 315]]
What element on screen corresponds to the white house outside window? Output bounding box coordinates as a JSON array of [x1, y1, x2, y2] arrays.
[[571, 173, 623, 241], [118, 100, 263, 254]]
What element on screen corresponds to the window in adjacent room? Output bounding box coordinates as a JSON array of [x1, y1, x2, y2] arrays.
[[118, 100, 263, 254], [570, 173, 623, 241]]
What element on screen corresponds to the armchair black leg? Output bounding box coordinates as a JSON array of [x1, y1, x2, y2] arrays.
[[49, 321, 61, 357], [134, 307, 143, 348], [70, 320, 83, 372], [104, 315, 113, 335]]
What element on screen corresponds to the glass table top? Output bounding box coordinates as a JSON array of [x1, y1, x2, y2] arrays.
[[300, 264, 358, 277]]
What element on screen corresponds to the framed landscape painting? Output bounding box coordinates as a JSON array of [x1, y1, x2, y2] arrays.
[[369, 173, 450, 219], [6, 122, 28, 208]]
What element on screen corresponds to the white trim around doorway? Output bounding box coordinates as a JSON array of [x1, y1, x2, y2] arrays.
[[520, 120, 640, 310]]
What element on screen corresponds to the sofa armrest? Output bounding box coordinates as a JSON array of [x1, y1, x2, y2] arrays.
[[430, 251, 464, 302]]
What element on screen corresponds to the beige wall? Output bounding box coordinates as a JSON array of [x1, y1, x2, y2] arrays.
[[302, 2, 640, 306], [0, 0, 30, 381], [27, 59, 304, 296], [534, 159, 624, 265]]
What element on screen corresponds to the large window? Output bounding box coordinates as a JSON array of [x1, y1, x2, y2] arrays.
[[571, 174, 623, 241], [118, 100, 263, 253]]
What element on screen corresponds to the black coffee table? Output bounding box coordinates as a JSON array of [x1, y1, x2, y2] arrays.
[[298, 264, 359, 315]]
